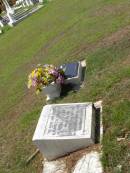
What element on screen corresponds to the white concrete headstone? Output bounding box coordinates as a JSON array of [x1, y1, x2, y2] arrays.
[[33, 103, 95, 160]]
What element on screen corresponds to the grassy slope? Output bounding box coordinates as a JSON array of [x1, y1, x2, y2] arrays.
[[0, 0, 130, 172]]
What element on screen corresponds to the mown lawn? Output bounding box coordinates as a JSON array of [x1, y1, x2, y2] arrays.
[[0, 0, 130, 172]]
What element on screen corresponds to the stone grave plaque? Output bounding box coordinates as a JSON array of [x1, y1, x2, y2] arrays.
[[33, 103, 95, 160], [60, 61, 83, 85]]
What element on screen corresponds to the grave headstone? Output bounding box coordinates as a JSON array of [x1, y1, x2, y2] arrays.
[[33, 103, 95, 160], [60, 61, 83, 85]]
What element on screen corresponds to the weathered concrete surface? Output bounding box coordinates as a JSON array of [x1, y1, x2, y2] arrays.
[[42, 149, 103, 173], [72, 152, 103, 173], [43, 159, 67, 173]]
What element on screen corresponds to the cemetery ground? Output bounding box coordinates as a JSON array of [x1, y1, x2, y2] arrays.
[[0, 0, 130, 172]]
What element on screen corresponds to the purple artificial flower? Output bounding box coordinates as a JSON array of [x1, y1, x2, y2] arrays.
[[49, 69, 59, 77], [32, 79, 37, 86], [56, 75, 64, 84]]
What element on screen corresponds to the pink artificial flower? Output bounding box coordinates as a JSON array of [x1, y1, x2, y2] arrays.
[[56, 75, 64, 84], [49, 69, 59, 77]]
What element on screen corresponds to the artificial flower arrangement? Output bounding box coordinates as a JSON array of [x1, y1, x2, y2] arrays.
[[28, 64, 65, 94]]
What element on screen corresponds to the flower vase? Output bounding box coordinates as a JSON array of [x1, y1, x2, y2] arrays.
[[43, 82, 61, 101]]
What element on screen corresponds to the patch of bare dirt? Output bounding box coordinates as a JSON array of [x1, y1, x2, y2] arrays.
[[121, 54, 130, 65], [99, 26, 130, 47], [92, 4, 130, 17], [68, 24, 130, 58]]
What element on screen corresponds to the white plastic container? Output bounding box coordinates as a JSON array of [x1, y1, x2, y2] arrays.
[[43, 82, 61, 101]]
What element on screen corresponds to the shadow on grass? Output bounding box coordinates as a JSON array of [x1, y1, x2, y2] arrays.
[[81, 66, 86, 82], [60, 83, 75, 97], [94, 107, 101, 144]]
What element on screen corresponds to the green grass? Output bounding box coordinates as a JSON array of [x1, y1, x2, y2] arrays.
[[0, 0, 130, 172]]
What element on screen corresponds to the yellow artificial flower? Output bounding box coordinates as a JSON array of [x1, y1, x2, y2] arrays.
[[27, 80, 32, 88], [38, 67, 43, 73]]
